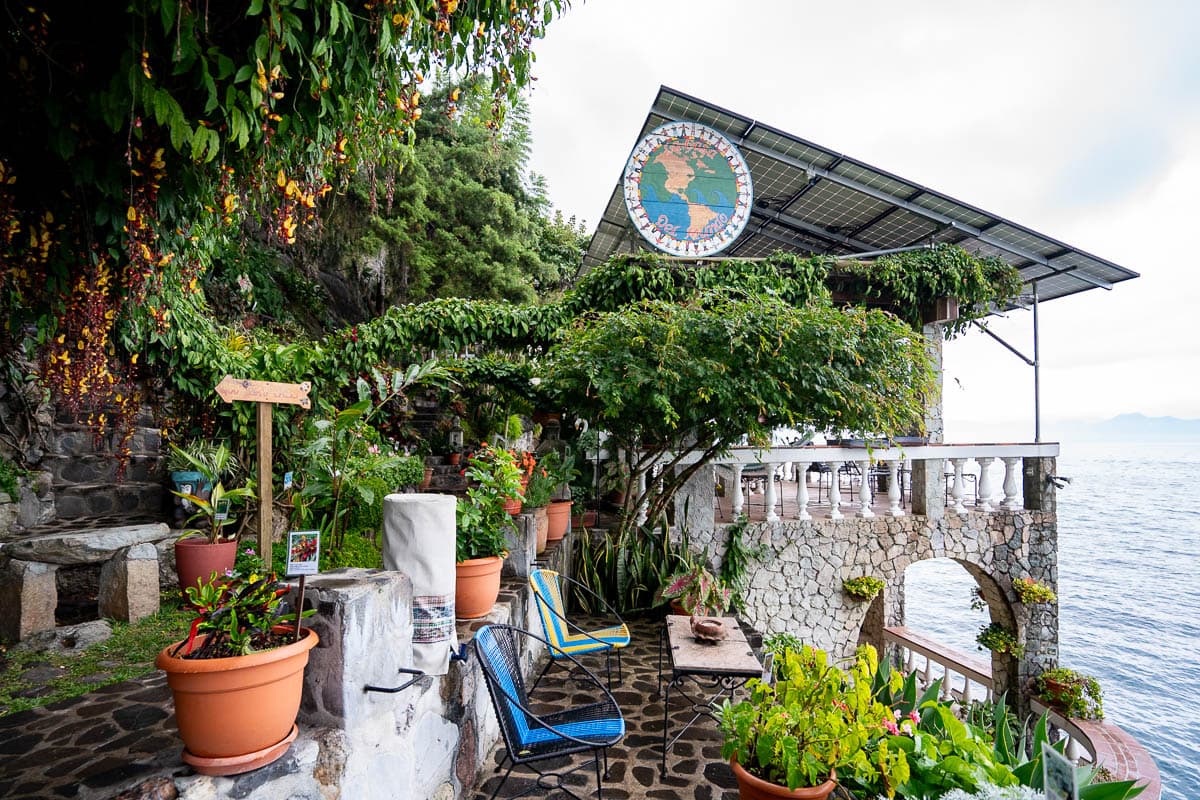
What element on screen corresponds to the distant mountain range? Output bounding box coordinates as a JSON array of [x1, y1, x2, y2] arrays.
[[1050, 413, 1200, 441]]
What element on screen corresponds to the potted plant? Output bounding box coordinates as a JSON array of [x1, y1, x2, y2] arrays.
[[540, 449, 580, 542], [521, 457, 556, 554], [1035, 667, 1104, 720], [841, 575, 885, 601], [976, 622, 1025, 659], [718, 644, 907, 799], [166, 439, 238, 523], [659, 562, 732, 617], [1012, 576, 1057, 604], [455, 443, 521, 618], [156, 563, 317, 776], [170, 443, 255, 594]]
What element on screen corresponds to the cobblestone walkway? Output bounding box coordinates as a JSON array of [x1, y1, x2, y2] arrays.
[[468, 617, 748, 800], [0, 671, 182, 799]]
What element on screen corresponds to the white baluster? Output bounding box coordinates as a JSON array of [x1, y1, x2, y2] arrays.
[[885, 459, 904, 517], [940, 669, 953, 700], [636, 470, 648, 525], [856, 459, 875, 518], [903, 647, 915, 673], [962, 679, 973, 706], [975, 456, 995, 512], [1066, 737, 1082, 762], [1001, 457, 1022, 510], [731, 463, 745, 517], [794, 462, 812, 521], [922, 655, 932, 684], [827, 461, 843, 520], [764, 461, 779, 523], [950, 458, 968, 515]]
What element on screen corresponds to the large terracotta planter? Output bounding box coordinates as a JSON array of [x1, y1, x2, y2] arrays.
[[174, 538, 237, 594], [531, 506, 549, 554], [546, 499, 572, 541], [730, 756, 837, 799], [455, 555, 504, 619], [571, 509, 598, 529], [156, 626, 318, 776]]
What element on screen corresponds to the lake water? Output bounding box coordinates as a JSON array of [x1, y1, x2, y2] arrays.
[[906, 441, 1199, 799]]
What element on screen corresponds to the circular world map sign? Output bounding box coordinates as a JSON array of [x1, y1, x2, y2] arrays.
[[623, 121, 753, 257]]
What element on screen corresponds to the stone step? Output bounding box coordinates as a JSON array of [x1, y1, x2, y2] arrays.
[[54, 405, 156, 428], [54, 482, 165, 519], [48, 425, 161, 458], [42, 453, 164, 487], [1, 522, 170, 565]]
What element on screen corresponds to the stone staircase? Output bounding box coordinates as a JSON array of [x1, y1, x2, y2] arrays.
[[42, 415, 166, 520]]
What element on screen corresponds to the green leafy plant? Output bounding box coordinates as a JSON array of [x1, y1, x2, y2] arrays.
[[1012, 577, 1057, 605], [1035, 667, 1104, 720], [976, 623, 1026, 659], [455, 443, 521, 562], [520, 457, 556, 509], [718, 644, 909, 792], [659, 562, 732, 616], [170, 444, 255, 544], [843, 575, 886, 601], [718, 514, 765, 613], [571, 520, 686, 615], [0, 456, 27, 500], [172, 568, 313, 659]]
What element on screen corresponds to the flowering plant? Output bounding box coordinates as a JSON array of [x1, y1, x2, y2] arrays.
[[1035, 667, 1103, 720], [521, 460, 556, 509], [172, 563, 313, 659], [456, 443, 521, 562], [659, 563, 731, 615], [1011, 577, 1057, 605], [976, 623, 1025, 658]]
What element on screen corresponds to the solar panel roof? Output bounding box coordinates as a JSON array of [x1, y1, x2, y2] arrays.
[[583, 86, 1138, 304]]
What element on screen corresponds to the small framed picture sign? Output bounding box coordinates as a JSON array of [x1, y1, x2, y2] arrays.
[[213, 498, 231, 523], [286, 530, 321, 576], [1041, 742, 1078, 800]]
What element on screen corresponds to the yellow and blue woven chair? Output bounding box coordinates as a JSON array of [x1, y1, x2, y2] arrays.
[[529, 568, 630, 690]]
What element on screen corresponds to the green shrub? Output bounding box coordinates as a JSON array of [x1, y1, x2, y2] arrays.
[[842, 575, 885, 601], [1035, 667, 1103, 720], [976, 623, 1025, 659], [1012, 577, 1057, 604]]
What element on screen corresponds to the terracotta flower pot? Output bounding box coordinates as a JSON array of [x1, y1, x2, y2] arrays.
[[455, 555, 504, 619], [730, 756, 837, 799], [546, 499, 572, 541], [571, 509, 598, 529], [174, 538, 238, 594], [419, 466, 434, 491], [532, 506, 549, 554], [156, 627, 318, 776], [503, 496, 523, 515], [447, 452, 461, 466]]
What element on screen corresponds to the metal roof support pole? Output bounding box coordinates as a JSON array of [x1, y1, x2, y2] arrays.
[[1033, 282, 1041, 443]]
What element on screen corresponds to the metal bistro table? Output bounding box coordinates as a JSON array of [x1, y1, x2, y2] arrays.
[[658, 615, 765, 778]]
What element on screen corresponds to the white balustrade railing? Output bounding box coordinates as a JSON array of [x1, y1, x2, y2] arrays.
[[884, 626, 994, 707], [675, 442, 1059, 521]]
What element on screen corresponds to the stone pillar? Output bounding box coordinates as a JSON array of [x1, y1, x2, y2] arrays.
[[0, 558, 58, 641], [98, 543, 160, 622], [909, 459, 944, 519], [674, 463, 716, 536], [1022, 456, 1057, 512], [504, 513, 536, 577], [922, 322, 945, 444]]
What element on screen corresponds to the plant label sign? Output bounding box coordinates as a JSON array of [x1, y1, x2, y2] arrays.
[[286, 530, 321, 576], [1041, 742, 1078, 800], [213, 498, 230, 523]]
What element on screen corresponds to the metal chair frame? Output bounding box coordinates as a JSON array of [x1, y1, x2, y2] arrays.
[[529, 569, 630, 691], [473, 624, 625, 800]]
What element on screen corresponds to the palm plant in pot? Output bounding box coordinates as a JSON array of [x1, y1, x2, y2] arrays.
[[156, 562, 316, 776], [170, 443, 255, 594], [455, 443, 520, 618]]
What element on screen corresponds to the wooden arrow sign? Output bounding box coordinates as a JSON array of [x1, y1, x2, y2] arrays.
[[215, 376, 311, 409]]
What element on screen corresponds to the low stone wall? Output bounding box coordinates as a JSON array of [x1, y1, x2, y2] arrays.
[[686, 509, 1057, 711], [171, 524, 575, 800]]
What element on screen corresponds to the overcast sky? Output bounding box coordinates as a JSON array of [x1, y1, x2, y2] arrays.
[[523, 0, 1200, 441]]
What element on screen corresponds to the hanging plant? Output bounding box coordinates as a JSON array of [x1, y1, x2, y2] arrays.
[[1012, 577, 1057, 605], [976, 623, 1025, 659], [842, 576, 885, 601]]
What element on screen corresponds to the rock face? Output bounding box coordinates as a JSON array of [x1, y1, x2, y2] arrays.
[[98, 543, 160, 622], [1, 523, 169, 564]]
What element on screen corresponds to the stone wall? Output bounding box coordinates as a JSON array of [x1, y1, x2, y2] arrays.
[[686, 507, 1058, 711]]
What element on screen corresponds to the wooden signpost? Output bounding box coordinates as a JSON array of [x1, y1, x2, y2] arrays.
[[215, 377, 312, 559]]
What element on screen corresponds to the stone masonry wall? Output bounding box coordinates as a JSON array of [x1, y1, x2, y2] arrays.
[[686, 508, 1058, 710]]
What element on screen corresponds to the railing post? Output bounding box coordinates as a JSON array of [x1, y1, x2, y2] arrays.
[[794, 461, 812, 521], [731, 463, 745, 517], [975, 456, 995, 512], [949, 457, 968, 515], [885, 460, 904, 517], [1001, 457, 1022, 510], [856, 459, 874, 518], [764, 462, 779, 523], [828, 461, 843, 520]]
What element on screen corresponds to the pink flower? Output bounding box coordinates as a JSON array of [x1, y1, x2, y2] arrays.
[[909, 710, 920, 724], [883, 719, 899, 735]]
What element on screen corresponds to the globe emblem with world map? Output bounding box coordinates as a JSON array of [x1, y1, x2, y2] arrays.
[[623, 121, 753, 258]]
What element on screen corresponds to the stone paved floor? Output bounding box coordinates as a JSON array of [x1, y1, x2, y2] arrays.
[[0, 671, 182, 799], [467, 617, 747, 800]]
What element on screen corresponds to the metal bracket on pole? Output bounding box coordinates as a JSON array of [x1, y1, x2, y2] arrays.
[[969, 280, 1042, 441]]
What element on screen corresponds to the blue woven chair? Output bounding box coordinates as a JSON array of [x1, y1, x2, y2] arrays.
[[529, 569, 630, 689], [474, 624, 625, 800]]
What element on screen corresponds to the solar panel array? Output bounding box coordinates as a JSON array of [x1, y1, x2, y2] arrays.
[[583, 86, 1138, 304]]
